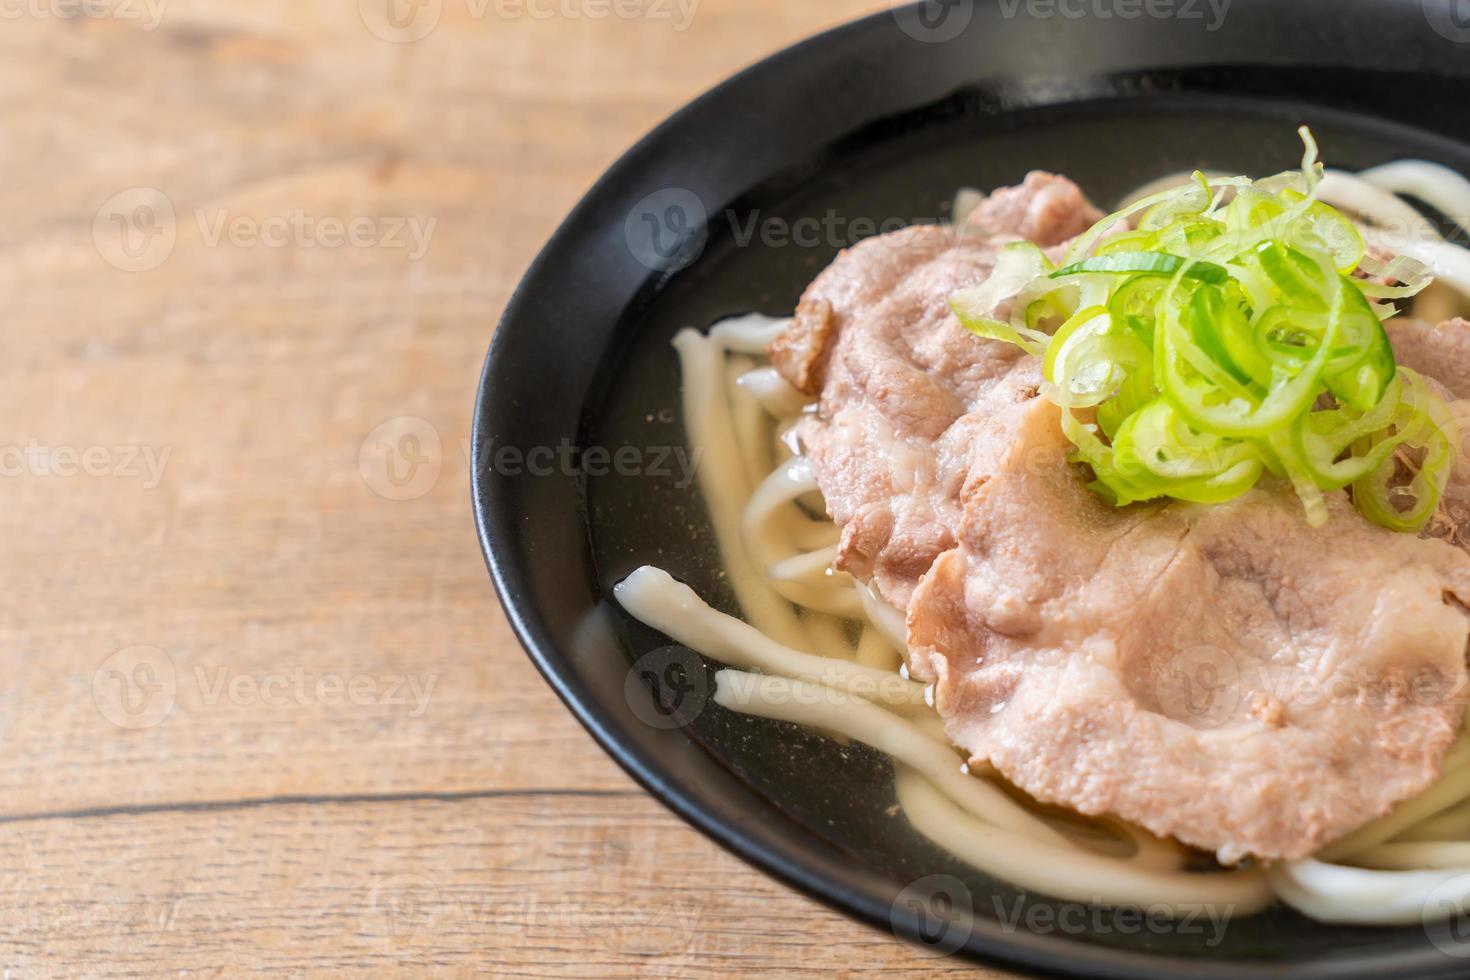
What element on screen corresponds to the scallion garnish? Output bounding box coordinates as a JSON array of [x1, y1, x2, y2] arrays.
[[950, 128, 1456, 531]]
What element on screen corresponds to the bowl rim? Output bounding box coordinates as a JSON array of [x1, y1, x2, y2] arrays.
[[472, 4, 1470, 976]]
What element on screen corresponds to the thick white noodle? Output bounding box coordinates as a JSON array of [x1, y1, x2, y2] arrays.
[[727, 354, 769, 493], [767, 543, 840, 584], [616, 566, 929, 714], [855, 624, 903, 673], [1318, 741, 1470, 862], [1320, 170, 1441, 238], [1268, 860, 1470, 926], [857, 581, 909, 653], [672, 327, 808, 650], [738, 366, 808, 418], [1278, 727, 1470, 920], [1352, 842, 1470, 872], [710, 313, 791, 354], [743, 460, 863, 619], [951, 186, 984, 233], [896, 767, 1273, 914], [714, 669, 1073, 845], [1397, 799, 1470, 843], [1358, 160, 1470, 236], [800, 611, 857, 664], [1313, 167, 1470, 297]]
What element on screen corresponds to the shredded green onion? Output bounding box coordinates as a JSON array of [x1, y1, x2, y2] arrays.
[[950, 127, 1457, 531]]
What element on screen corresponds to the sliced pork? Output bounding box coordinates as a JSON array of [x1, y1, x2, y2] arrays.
[[769, 174, 1470, 863], [907, 396, 1470, 863], [1387, 318, 1470, 554], [1388, 317, 1470, 400], [782, 173, 1097, 609], [961, 170, 1105, 245]]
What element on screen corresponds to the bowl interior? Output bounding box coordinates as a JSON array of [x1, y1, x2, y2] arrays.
[[477, 6, 1470, 977]]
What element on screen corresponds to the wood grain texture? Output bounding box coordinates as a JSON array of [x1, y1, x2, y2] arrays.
[[0, 0, 1011, 974]]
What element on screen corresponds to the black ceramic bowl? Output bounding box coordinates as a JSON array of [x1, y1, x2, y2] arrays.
[[473, 3, 1470, 976]]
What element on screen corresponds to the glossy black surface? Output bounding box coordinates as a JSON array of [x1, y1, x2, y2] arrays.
[[474, 3, 1470, 976]]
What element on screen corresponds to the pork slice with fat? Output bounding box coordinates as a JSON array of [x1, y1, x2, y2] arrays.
[[766, 173, 1100, 610], [907, 397, 1470, 863], [1387, 317, 1470, 553]]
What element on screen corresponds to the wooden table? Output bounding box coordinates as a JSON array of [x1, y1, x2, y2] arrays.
[[0, 1, 1005, 974]]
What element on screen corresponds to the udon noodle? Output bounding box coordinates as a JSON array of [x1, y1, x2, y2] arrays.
[[614, 162, 1470, 926]]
